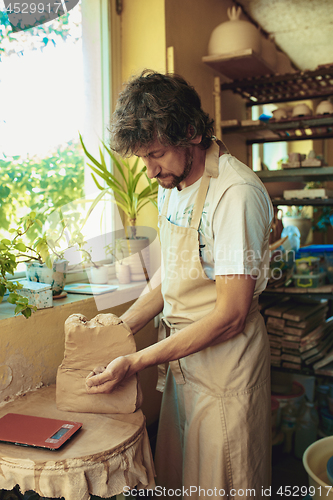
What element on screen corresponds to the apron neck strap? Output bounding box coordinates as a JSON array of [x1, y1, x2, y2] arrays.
[[161, 189, 172, 217], [160, 140, 220, 225], [190, 141, 219, 229]]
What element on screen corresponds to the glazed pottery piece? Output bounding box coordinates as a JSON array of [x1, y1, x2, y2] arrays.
[[316, 100, 333, 115], [26, 259, 67, 296], [208, 6, 261, 56], [292, 103, 312, 117]]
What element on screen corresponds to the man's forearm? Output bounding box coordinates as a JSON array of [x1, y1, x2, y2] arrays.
[[120, 283, 164, 334], [125, 301, 244, 374]]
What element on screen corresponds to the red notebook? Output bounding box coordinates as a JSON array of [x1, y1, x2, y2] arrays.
[[0, 413, 82, 450]]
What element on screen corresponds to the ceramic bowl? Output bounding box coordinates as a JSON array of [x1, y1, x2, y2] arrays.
[[303, 437, 333, 499], [272, 108, 288, 120], [316, 100, 333, 115], [292, 103, 312, 117]]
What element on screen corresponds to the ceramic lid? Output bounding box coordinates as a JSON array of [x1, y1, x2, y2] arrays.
[[20, 280, 51, 291]]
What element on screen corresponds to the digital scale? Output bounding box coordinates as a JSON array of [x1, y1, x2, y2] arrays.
[[0, 413, 82, 450]]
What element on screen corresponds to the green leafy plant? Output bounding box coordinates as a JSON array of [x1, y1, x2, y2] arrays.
[[0, 207, 93, 318], [312, 207, 333, 233], [0, 234, 37, 318], [80, 135, 158, 239], [104, 238, 127, 264], [0, 140, 84, 239], [11, 211, 89, 268], [0, 6, 81, 61]]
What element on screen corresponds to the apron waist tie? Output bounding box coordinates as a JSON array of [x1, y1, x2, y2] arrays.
[[156, 318, 186, 392], [156, 296, 260, 392]]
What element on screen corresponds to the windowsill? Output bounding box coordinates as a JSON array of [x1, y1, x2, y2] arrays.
[[0, 279, 148, 321]]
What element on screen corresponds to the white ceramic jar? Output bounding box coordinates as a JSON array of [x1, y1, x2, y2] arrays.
[[208, 6, 261, 56], [316, 100, 333, 115]]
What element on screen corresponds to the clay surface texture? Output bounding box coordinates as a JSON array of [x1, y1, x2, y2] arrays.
[[56, 313, 142, 413]]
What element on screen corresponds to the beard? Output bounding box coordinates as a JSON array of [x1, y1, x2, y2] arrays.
[[156, 147, 193, 189]]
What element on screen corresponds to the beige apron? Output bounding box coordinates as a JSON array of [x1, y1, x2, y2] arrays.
[[154, 142, 271, 499]]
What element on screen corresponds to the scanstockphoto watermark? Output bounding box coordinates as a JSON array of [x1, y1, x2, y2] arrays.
[[123, 486, 260, 497], [3, 0, 79, 33]]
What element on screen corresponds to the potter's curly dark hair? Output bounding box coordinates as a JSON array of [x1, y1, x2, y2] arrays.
[[108, 70, 215, 156]]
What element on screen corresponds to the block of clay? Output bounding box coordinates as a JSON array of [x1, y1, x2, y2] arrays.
[[56, 313, 142, 414]]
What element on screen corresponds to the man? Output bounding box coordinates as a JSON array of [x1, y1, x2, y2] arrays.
[[86, 70, 274, 499]]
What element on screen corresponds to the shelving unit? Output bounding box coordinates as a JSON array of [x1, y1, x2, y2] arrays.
[[256, 167, 333, 207], [202, 48, 275, 80], [208, 62, 333, 377], [219, 64, 333, 105], [222, 115, 333, 144], [256, 167, 333, 182], [211, 64, 333, 149]]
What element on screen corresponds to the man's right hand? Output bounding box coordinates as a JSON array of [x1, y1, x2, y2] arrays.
[[85, 355, 134, 394]]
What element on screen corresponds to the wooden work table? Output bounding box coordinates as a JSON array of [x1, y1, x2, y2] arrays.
[[0, 385, 155, 500]]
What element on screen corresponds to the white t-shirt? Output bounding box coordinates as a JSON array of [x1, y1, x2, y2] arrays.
[[158, 153, 274, 296]]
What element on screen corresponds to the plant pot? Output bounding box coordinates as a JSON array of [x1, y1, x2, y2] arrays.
[[26, 259, 68, 296], [118, 237, 150, 282], [90, 266, 108, 284], [115, 262, 131, 284], [105, 262, 116, 281], [282, 217, 312, 247]]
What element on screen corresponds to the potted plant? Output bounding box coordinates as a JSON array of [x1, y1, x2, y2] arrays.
[[79, 135, 158, 281], [9, 211, 91, 296], [0, 206, 94, 317], [104, 238, 131, 284]]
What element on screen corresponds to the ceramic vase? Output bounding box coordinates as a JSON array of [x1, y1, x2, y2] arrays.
[[118, 237, 150, 282], [116, 262, 131, 284], [90, 266, 108, 284], [25, 259, 68, 296], [208, 6, 261, 56]]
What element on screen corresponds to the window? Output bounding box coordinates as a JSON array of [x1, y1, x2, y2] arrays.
[[0, 0, 115, 272]]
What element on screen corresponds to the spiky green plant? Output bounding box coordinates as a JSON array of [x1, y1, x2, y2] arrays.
[[80, 134, 158, 238]]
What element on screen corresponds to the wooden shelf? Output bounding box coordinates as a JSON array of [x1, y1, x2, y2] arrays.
[[222, 115, 333, 144], [255, 166, 333, 183], [271, 365, 315, 377], [220, 64, 333, 105], [202, 49, 275, 80], [264, 284, 333, 300], [272, 198, 333, 207]]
